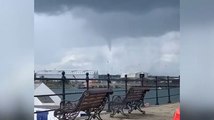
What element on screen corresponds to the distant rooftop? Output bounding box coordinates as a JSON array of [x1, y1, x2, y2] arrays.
[[35, 69, 99, 79], [35, 69, 98, 75]]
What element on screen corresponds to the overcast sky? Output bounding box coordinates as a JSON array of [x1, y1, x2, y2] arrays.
[[34, 0, 180, 75]]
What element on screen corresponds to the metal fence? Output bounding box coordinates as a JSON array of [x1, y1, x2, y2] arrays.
[[34, 71, 180, 114]]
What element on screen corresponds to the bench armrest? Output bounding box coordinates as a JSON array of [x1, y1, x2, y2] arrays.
[[112, 95, 125, 101], [60, 99, 79, 103], [111, 95, 126, 105], [54, 100, 80, 120], [59, 99, 79, 110]]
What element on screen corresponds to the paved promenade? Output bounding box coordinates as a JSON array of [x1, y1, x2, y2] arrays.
[[100, 103, 179, 120]]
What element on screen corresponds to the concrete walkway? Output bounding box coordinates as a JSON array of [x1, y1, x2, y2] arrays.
[[101, 103, 179, 120]]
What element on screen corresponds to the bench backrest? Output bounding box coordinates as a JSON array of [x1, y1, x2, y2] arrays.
[[76, 88, 113, 111], [124, 87, 149, 103]]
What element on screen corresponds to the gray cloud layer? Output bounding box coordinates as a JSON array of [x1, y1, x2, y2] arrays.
[[35, 0, 179, 14], [35, 0, 179, 38]]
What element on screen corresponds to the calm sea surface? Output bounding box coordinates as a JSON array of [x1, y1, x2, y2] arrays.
[[51, 87, 180, 105]]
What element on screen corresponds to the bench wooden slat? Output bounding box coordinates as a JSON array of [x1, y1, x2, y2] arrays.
[[79, 104, 101, 110], [127, 95, 142, 99], [81, 99, 103, 105], [90, 93, 106, 96], [54, 88, 113, 120], [84, 97, 104, 102], [130, 92, 143, 96]]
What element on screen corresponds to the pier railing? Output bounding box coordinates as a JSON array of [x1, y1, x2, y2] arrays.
[[34, 71, 180, 114]]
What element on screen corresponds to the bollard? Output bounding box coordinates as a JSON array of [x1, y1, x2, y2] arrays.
[[85, 72, 90, 117], [125, 74, 128, 94], [140, 74, 144, 87], [107, 74, 111, 112], [61, 71, 66, 103], [37, 111, 48, 120], [124, 74, 129, 109], [140, 74, 145, 107], [155, 76, 159, 105], [86, 73, 89, 90], [167, 76, 171, 103]]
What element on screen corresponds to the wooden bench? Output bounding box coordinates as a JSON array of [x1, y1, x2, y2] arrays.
[[110, 86, 149, 117], [54, 88, 113, 120]]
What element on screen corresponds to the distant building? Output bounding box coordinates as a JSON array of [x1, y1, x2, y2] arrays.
[[35, 69, 99, 79], [98, 74, 121, 79], [98, 74, 121, 86], [121, 72, 149, 79]]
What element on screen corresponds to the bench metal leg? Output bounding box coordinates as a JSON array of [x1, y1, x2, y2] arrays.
[[128, 107, 134, 114], [94, 109, 103, 120], [110, 109, 116, 117], [110, 96, 129, 117], [110, 105, 128, 117], [86, 115, 93, 120], [127, 102, 134, 114], [86, 112, 103, 120], [110, 101, 146, 116], [54, 109, 79, 120], [121, 107, 128, 117], [137, 101, 145, 114], [137, 107, 145, 114], [97, 113, 103, 120], [110, 105, 120, 117], [86, 102, 105, 120], [127, 101, 145, 114], [94, 114, 102, 120]]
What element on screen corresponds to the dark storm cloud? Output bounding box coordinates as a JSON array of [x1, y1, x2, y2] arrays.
[[80, 7, 179, 39], [35, 0, 179, 15], [35, 0, 179, 41]]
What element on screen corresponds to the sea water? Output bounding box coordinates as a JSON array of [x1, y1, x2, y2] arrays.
[[51, 87, 180, 105]]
